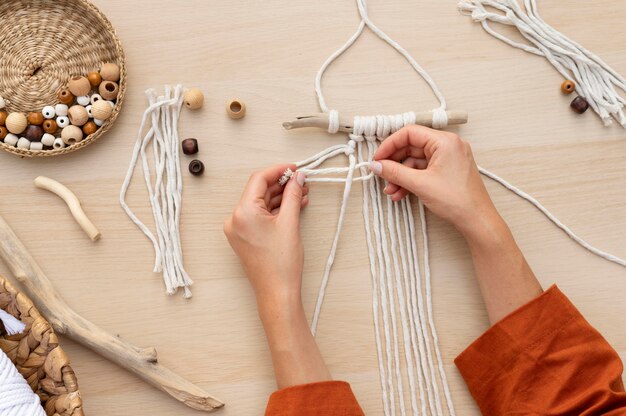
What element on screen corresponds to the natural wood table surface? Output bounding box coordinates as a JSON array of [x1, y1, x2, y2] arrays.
[[0, 0, 625, 414]]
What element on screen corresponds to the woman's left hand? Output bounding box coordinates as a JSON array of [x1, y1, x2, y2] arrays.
[[224, 164, 309, 311]]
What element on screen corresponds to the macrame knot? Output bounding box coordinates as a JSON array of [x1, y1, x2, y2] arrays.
[[431, 107, 449, 129], [345, 140, 357, 155], [328, 109, 340, 134]]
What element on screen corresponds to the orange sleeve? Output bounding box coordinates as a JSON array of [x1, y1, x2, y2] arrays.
[[455, 285, 626, 415], [264, 381, 364, 416]]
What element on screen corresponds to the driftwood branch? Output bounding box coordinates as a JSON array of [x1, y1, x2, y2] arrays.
[[0, 214, 224, 412], [34, 176, 101, 242], [282, 110, 468, 132]]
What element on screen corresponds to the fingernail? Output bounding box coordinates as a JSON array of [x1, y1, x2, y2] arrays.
[[369, 161, 382, 175], [296, 171, 306, 186], [383, 185, 390, 194]]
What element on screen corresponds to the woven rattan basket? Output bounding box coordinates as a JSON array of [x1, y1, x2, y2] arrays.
[[0, 276, 83, 415], [0, 0, 126, 158]]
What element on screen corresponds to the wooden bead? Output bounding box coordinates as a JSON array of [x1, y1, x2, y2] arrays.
[[87, 71, 102, 87], [42, 106, 55, 119], [27, 112, 44, 125], [41, 133, 55, 147], [561, 80, 575, 94], [30, 142, 43, 151], [4, 134, 18, 146], [181, 138, 199, 155], [68, 105, 89, 126], [53, 138, 65, 149], [58, 89, 75, 105], [82, 121, 97, 136], [43, 119, 58, 134], [184, 88, 204, 110], [571, 96, 589, 114], [77, 95, 90, 106], [99, 81, 119, 100], [61, 125, 84, 145], [188, 160, 205, 176], [91, 100, 113, 120], [56, 116, 70, 128], [100, 63, 120, 82], [93, 118, 105, 127], [55, 104, 69, 117], [17, 137, 30, 149], [25, 125, 44, 142], [0, 126, 7, 140], [5, 112, 27, 134], [227, 99, 246, 119], [90, 94, 103, 105], [0, 111, 7, 126], [68, 76, 91, 97]]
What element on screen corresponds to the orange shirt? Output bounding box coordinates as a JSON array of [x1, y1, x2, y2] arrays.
[[265, 286, 626, 415]]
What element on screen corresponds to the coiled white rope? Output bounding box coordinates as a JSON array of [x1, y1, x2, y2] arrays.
[[458, 0, 626, 127], [120, 85, 193, 298], [0, 311, 45, 415]]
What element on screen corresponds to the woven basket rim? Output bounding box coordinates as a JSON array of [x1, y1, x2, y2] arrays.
[[0, 274, 82, 415], [0, 0, 126, 158]]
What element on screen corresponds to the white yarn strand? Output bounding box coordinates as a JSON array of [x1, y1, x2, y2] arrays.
[[120, 85, 193, 298], [458, 0, 626, 127]]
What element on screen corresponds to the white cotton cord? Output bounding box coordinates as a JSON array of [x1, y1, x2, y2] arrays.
[[315, 0, 449, 129], [0, 348, 45, 416], [458, 0, 626, 127], [0, 309, 25, 336], [479, 166, 626, 268], [120, 85, 193, 298]]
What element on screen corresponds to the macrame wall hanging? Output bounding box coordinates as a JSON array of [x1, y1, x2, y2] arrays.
[[283, 0, 626, 414], [458, 0, 626, 127]]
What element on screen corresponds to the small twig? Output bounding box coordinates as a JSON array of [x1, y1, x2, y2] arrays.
[[34, 176, 101, 242], [283, 111, 468, 132]]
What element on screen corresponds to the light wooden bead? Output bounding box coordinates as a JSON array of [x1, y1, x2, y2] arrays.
[[42, 119, 58, 134], [94, 118, 105, 127], [100, 63, 120, 82], [58, 89, 75, 105], [91, 100, 113, 120], [90, 94, 103, 105], [5, 112, 27, 134], [77, 95, 90, 106], [87, 71, 102, 87], [53, 137, 65, 149], [68, 105, 89, 126], [56, 116, 70, 128], [227, 99, 246, 119], [99, 81, 119, 100], [68, 76, 91, 97], [61, 125, 84, 145], [184, 88, 204, 110], [4, 134, 18, 146], [17, 137, 30, 149], [41, 133, 55, 147], [85, 105, 93, 118], [82, 121, 97, 136], [0, 111, 8, 126], [42, 106, 55, 119], [30, 141, 43, 151], [55, 104, 69, 117]]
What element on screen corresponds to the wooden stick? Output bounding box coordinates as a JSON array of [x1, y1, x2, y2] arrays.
[[282, 110, 468, 132], [0, 214, 224, 412], [34, 176, 101, 242]]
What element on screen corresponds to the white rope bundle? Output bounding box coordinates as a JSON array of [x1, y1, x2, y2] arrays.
[[0, 311, 45, 416], [290, 0, 626, 414], [458, 0, 626, 127], [120, 85, 193, 298]]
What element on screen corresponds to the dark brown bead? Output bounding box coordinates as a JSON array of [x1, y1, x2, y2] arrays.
[[82, 121, 98, 136], [58, 89, 75, 105], [0, 111, 6, 126], [182, 138, 198, 155], [570, 96, 589, 114], [561, 80, 575, 94], [189, 159, 205, 176], [27, 112, 44, 125], [43, 119, 58, 134], [25, 125, 44, 142], [0, 126, 7, 140]]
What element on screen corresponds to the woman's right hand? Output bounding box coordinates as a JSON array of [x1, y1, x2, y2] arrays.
[[369, 125, 499, 238]]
